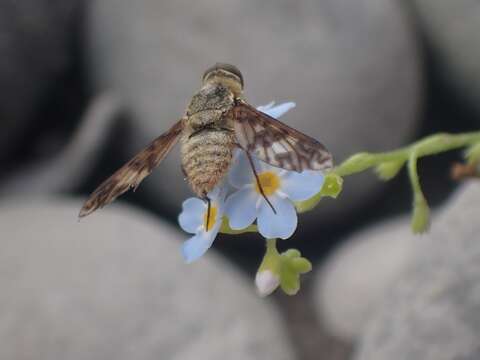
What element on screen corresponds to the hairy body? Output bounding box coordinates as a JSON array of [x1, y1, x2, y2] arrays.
[[181, 81, 237, 196], [79, 63, 332, 218]]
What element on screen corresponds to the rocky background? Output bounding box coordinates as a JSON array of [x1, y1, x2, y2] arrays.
[[0, 0, 479, 359]]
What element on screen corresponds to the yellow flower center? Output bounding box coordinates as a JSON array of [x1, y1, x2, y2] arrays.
[[255, 171, 281, 196], [203, 205, 218, 232]]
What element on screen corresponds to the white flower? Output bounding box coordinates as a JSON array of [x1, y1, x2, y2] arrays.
[[177, 101, 303, 261], [255, 270, 280, 297], [256, 101, 296, 118], [224, 153, 325, 239], [178, 187, 225, 263]]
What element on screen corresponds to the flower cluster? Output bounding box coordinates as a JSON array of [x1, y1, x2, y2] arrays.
[[178, 101, 325, 259]]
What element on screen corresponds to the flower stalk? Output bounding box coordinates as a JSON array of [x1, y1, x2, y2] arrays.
[[335, 131, 480, 177]]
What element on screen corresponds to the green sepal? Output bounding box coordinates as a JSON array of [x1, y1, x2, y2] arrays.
[[256, 239, 312, 296], [279, 249, 312, 295], [295, 172, 343, 213], [219, 216, 258, 235]]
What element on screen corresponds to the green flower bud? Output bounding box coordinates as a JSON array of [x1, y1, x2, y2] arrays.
[[375, 160, 405, 181], [411, 195, 430, 234], [464, 143, 480, 165]]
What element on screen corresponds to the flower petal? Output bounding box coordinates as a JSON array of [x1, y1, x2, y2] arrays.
[[178, 197, 205, 234], [181, 231, 216, 263], [256, 101, 275, 113], [225, 187, 259, 229], [281, 171, 325, 201], [257, 196, 297, 239], [260, 102, 296, 119], [229, 151, 255, 188]]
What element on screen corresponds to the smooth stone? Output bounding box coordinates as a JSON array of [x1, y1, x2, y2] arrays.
[[0, 94, 122, 198], [314, 215, 417, 341], [0, 197, 294, 360], [0, 0, 82, 163], [411, 0, 480, 114], [86, 0, 422, 221], [354, 181, 480, 360]]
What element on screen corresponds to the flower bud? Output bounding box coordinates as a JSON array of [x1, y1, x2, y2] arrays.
[[255, 270, 280, 297], [411, 196, 430, 234], [375, 160, 405, 181]]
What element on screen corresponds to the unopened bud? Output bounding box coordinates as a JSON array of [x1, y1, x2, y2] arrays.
[[255, 270, 280, 297]]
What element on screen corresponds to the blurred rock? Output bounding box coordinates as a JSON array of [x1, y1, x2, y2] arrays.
[[0, 197, 294, 360], [410, 0, 480, 115], [314, 216, 417, 341], [0, 93, 122, 198], [354, 181, 480, 360], [86, 0, 422, 222], [0, 0, 83, 164]]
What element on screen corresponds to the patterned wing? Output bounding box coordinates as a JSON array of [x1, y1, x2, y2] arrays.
[[79, 119, 184, 218], [231, 101, 333, 172]]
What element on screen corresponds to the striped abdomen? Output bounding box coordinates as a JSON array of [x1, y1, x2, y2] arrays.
[[180, 129, 235, 197]]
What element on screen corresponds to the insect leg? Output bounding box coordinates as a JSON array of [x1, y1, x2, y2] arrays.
[[243, 149, 277, 215], [203, 195, 212, 230]]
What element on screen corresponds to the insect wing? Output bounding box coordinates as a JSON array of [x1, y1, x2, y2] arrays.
[[232, 102, 333, 172], [79, 119, 184, 217]]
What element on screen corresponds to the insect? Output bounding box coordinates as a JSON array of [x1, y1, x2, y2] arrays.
[[79, 63, 333, 219]]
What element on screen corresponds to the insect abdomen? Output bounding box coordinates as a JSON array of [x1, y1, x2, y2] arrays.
[[181, 130, 234, 197]]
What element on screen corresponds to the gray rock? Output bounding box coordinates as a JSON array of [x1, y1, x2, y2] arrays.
[[410, 0, 480, 114], [314, 216, 417, 341], [0, 197, 294, 360], [354, 181, 480, 360], [0, 0, 83, 163], [86, 0, 422, 222], [0, 93, 122, 198]]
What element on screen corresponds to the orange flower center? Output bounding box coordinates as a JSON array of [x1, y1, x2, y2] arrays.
[[203, 205, 218, 232], [255, 171, 281, 196]]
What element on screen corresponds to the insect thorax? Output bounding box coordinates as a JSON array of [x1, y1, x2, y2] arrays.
[[186, 83, 234, 129]]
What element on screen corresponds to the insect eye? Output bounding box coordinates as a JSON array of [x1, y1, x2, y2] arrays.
[[203, 63, 244, 87]]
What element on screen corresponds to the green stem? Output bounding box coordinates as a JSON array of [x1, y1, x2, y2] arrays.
[[408, 150, 430, 233], [407, 150, 422, 198], [266, 238, 278, 256], [336, 131, 480, 177], [258, 238, 280, 273]]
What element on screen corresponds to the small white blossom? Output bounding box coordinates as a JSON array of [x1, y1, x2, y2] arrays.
[[178, 187, 225, 263], [256, 101, 296, 118], [255, 270, 280, 297], [225, 153, 324, 239]]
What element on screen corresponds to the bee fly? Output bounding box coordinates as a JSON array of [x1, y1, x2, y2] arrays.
[[79, 63, 333, 221]]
